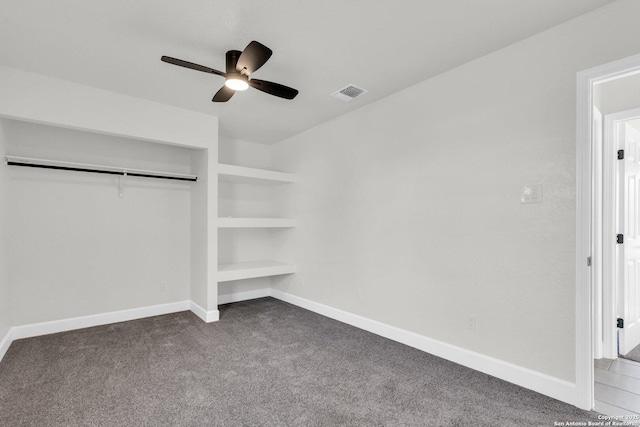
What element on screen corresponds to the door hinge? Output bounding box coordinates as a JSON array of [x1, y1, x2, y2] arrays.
[[618, 318, 625, 329], [619, 150, 625, 160], [618, 234, 624, 244], [587, 256, 592, 267]]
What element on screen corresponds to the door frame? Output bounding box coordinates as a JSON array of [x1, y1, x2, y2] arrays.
[[576, 53, 640, 410], [593, 106, 604, 360], [602, 109, 640, 359]]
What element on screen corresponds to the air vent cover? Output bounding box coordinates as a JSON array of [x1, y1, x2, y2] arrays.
[[331, 84, 368, 101]]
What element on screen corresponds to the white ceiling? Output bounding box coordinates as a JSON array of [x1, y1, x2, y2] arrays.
[[0, 0, 615, 144]]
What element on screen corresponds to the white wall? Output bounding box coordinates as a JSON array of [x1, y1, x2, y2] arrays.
[[190, 147, 210, 310], [0, 66, 220, 324], [6, 120, 193, 325], [0, 66, 216, 149], [0, 120, 11, 338], [597, 72, 640, 115], [271, 0, 640, 383], [219, 137, 274, 170]]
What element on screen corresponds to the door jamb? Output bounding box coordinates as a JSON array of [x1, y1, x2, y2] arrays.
[[576, 53, 640, 410], [593, 106, 603, 360]]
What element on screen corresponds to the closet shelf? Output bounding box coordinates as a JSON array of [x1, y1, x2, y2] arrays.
[[218, 218, 296, 228], [218, 163, 295, 185], [217, 260, 296, 282]]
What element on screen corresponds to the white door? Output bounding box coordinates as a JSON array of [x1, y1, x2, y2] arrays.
[[619, 122, 640, 355]]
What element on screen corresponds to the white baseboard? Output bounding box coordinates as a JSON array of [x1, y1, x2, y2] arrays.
[[0, 328, 13, 363], [189, 301, 220, 323], [11, 300, 191, 341], [218, 288, 271, 305], [0, 299, 220, 363], [269, 289, 577, 407]]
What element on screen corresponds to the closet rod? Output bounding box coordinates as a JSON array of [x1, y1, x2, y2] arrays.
[[5, 156, 197, 182]]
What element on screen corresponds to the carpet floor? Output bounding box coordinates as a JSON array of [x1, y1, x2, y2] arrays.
[[0, 297, 598, 426]]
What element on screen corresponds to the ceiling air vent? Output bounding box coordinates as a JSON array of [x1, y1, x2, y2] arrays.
[[331, 84, 368, 102]]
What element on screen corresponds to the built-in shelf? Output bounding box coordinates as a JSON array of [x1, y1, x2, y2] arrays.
[[218, 163, 296, 185], [217, 260, 296, 282], [218, 218, 296, 228]]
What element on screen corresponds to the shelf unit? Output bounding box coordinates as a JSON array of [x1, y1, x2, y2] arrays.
[[218, 163, 296, 185], [218, 261, 296, 282], [218, 217, 296, 228], [217, 162, 296, 285]]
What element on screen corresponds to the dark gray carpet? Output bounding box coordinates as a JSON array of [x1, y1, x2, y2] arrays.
[[0, 297, 597, 426]]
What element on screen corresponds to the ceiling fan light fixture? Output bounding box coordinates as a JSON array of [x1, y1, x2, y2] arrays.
[[225, 74, 249, 91]]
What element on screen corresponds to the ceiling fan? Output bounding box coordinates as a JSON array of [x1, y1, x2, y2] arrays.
[[161, 41, 299, 103]]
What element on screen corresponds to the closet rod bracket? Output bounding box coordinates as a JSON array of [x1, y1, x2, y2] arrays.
[[119, 171, 127, 198]]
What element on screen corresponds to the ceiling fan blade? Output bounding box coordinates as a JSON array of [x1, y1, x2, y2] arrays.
[[212, 86, 235, 102], [249, 79, 298, 100], [161, 56, 225, 77], [236, 41, 272, 75]]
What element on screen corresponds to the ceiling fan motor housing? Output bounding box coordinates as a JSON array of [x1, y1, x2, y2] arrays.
[[224, 50, 249, 90], [226, 50, 243, 74]]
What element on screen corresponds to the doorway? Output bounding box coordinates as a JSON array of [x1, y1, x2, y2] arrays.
[[593, 107, 640, 416], [606, 113, 640, 360], [577, 53, 640, 413]]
